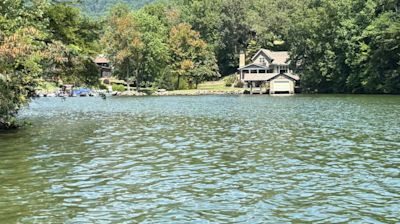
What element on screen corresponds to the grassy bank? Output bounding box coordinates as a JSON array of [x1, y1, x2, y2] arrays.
[[166, 80, 243, 95]]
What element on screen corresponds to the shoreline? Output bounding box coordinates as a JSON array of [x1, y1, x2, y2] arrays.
[[153, 90, 245, 96], [36, 89, 400, 98], [37, 89, 247, 97], [37, 90, 400, 97]]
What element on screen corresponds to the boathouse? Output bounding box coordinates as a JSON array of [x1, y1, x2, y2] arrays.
[[94, 55, 112, 78], [238, 49, 300, 94]]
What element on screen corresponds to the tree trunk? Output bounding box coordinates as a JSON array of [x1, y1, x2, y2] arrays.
[[176, 75, 180, 90], [188, 78, 193, 89], [136, 69, 140, 92], [126, 62, 131, 92]]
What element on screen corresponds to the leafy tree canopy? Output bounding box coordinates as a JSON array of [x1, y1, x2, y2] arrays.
[[0, 0, 101, 129]]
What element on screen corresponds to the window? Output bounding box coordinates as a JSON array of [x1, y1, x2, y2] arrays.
[[259, 70, 266, 73], [267, 69, 274, 73], [259, 57, 266, 63], [280, 66, 288, 73]]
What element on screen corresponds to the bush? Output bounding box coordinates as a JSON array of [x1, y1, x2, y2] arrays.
[[234, 81, 245, 88], [39, 81, 58, 92], [223, 75, 236, 87], [112, 84, 125, 92], [155, 71, 175, 90], [0, 78, 32, 129], [99, 83, 108, 90], [175, 77, 189, 90]]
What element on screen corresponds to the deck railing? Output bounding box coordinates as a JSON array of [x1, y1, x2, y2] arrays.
[[242, 73, 277, 81]]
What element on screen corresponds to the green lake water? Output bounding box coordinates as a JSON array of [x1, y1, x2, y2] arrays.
[[0, 95, 399, 223]]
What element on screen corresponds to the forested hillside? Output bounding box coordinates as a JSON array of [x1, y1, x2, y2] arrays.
[[78, 0, 156, 17]]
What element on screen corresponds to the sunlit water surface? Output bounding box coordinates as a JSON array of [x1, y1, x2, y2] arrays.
[[0, 95, 399, 223]]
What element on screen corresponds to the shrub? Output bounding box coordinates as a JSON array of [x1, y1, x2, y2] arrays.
[[0, 78, 32, 129], [176, 77, 189, 90], [234, 81, 245, 88], [103, 79, 110, 85], [99, 83, 108, 90], [112, 84, 125, 92], [224, 74, 237, 87]]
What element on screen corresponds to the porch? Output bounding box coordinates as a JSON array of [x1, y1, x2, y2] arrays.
[[241, 72, 280, 82]]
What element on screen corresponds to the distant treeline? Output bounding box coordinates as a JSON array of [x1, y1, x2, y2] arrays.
[[78, 0, 156, 17], [82, 0, 400, 94]]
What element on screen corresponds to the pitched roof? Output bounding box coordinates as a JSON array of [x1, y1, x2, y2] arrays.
[[242, 73, 300, 82], [238, 63, 269, 70], [270, 73, 300, 81], [285, 73, 300, 81], [94, 56, 110, 64], [251, 49, 290, 65], [243, 73, 280, 81]]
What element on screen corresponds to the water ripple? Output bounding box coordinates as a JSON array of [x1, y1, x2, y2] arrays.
[[0, 95, 399, 223]]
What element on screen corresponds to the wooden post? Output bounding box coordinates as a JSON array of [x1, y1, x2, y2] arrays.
[[261, 81, 265, 94]]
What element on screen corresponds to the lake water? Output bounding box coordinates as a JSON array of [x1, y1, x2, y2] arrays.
[[0, 95, 399, 223]]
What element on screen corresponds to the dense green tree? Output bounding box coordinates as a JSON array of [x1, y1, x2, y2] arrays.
[[174, 0, 245, 75], [359, 9, 400, 93], [168, 23, 219, 89], [288, 0, 400, 93], [102, 5, 169, 91], [246, 0, 306, 50], [0, 0, 100, 129], [245, 40, 261, 63], [78, 0, 156, 17], [43, 3, 101, 86], [0, 1, 50, 129], [179, 0, 223, 48], [0, 27, 48, 129], [213, 0, 252, 75], [102, 5, 142, 91], [141, 2, 181, 28]]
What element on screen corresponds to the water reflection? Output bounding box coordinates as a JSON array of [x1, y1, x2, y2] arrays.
[[0, 95, 399, 223]]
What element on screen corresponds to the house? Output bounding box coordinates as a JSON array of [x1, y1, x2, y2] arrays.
[[238, 49, 300, 94], [94, 55, 112, 78]]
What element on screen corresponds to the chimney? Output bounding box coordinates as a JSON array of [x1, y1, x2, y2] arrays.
[[239, 50, 245, 68]]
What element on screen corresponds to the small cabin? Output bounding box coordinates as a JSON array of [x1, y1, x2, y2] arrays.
[[94, 56, 112, 78]]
